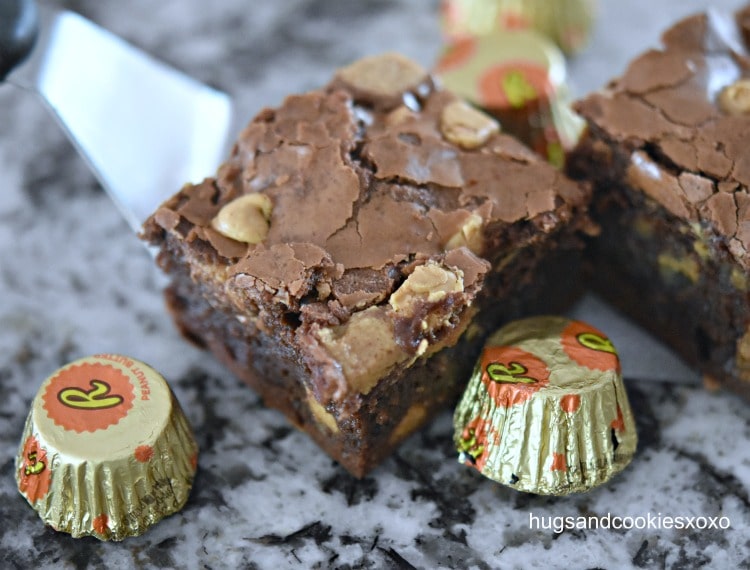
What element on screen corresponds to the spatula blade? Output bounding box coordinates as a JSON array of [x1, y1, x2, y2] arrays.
[[11, 11, 232, 232]]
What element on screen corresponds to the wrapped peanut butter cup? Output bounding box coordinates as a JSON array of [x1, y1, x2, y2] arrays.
[[16, 354, 198, 540], [435, 28, 584, 167], [454, 316, 637, 495], [440, 0, 597, 55]]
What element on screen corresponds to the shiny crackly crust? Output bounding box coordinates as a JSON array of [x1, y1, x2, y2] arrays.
[[143, 53, 591, 475], [572, 9, 750, 268], [568, 6, 750, 398]]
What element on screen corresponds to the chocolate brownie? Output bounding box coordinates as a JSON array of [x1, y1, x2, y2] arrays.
[[143, 53, 592, 476], [568, 6, 750, 397]]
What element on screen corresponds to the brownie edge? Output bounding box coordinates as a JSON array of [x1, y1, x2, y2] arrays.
[[143, 53, 592, 476], [568, 6, 750, 399]]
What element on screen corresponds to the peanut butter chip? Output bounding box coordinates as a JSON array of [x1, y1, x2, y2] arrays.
[[211, 194, 272, 244], [445, 213, 484, 253], [390, 263, 464, 312], [409, 264, 449, 292], [440, 100, 500, 149], [718, 79, 750, 116], [336, 53, 427, 98], [389, 404, 427, 444], [736, 327, 750, 382], [316, 307, 407, 395], [306, 389, 339, 433]]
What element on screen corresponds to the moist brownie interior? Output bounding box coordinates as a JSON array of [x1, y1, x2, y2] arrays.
[[568, 7, 750, 398], [143, 53, 593, 476]]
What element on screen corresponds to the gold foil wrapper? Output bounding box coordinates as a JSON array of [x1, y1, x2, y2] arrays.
[[441, 0, 597, 55], [16, 354, 199, 540], [454, 316, 637, 495], [434, 29, 585, 167]]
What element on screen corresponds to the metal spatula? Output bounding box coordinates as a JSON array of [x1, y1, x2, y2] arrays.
[[0, 0, 232, 231]]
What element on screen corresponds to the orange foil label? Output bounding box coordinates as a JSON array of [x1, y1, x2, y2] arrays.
[[43, 362, 135, 433], [435, 37, 476, 73], [561, 321, 621, 372], [458, 416, 499, 471], [478, 63, 552, 109], [18, 436, 52, 503], [481, 345, 550, 407]]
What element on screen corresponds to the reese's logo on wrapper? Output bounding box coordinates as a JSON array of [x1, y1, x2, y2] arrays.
[[457, 416, 500, 471], [42, 362, 135, 433], [480, 345, 550, 407], [561, 320, 620, 372], [478, 63, 552, 109], [18, 435, 52, 504]]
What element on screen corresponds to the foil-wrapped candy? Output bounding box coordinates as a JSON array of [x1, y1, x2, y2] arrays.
[[454, 316, 637, 495], [16, 354, 198, 540]]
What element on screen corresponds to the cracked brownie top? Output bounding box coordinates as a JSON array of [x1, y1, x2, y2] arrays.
[[143, 53, 589, 405], [574, 6, 750, 268]]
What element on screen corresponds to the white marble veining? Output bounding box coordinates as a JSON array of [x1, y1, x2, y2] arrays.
[[1, 1, 749, 568]]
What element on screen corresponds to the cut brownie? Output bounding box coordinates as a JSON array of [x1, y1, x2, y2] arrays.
[[568, 7, 750, 397], [143, 53, 592, 476]]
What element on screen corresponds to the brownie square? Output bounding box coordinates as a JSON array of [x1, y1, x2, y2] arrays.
[[143, 54, 591, 476], [568, 7, 750, 397]]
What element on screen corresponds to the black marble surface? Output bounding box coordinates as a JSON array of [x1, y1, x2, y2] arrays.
[[1, 1, 749, 568]]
